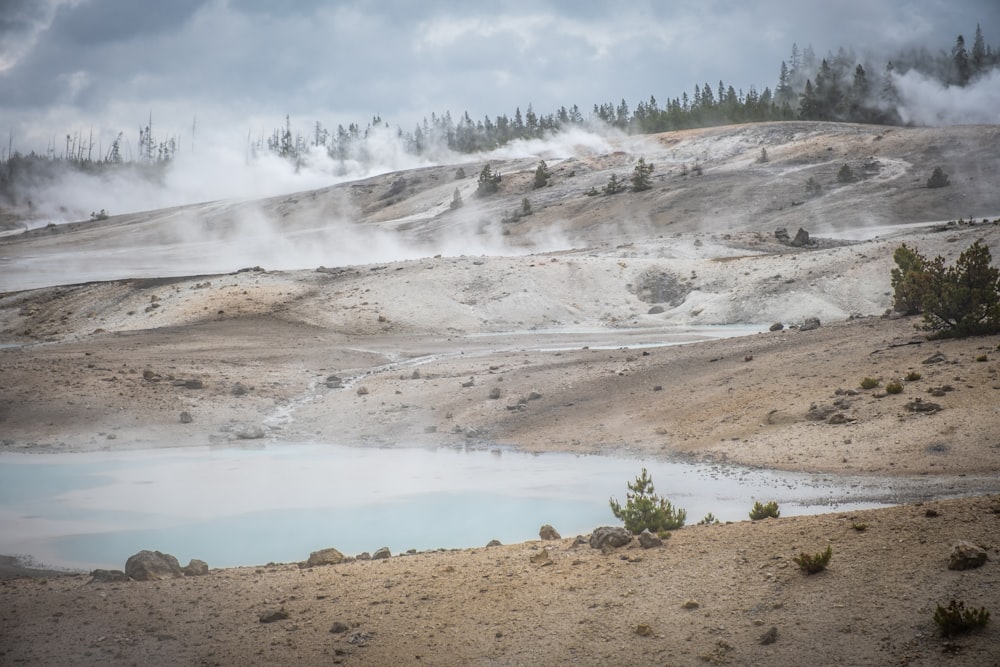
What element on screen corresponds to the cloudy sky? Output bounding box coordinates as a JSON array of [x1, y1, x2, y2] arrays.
[[1, 0, 997, 156]]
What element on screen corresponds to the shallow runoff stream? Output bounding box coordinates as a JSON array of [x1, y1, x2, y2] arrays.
[[0, 443, 990, 572]]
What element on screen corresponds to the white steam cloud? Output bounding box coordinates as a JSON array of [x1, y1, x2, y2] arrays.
[[14, 125, 449, 228], [894, 69, 1000, 126]]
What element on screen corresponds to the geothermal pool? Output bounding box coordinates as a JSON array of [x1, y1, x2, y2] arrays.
[[0, 443, 979, 572]]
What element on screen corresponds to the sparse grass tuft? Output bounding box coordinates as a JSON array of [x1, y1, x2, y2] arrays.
[[793, 545, 832, 574], [749, 500, 780, 521], [934, 600, 990, 637], [905, 371, 922, 381], [851, 522, 868, 532], [976, 354, 988, 362], [886, 381, 903, 394], [860, 377, 880, 390]]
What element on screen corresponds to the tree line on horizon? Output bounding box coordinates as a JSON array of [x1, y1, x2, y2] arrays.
[[2, 23, 997, 204]]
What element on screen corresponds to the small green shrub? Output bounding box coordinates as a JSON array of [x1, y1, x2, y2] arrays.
[[976, 354, 988, 362], [609, 468, 686, 533], [698, 513, 720, 526], [934, 600, 990, 637], [851, 522, 868, 531], [860, 377, 880, 390], [793, 545, 832, 574], [837, 164, 855, 183], [885, 381, 903, 394], [749, 500, 780, 520], [905, 371, 922, 381]]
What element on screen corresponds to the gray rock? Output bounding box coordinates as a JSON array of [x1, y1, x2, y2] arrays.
[[372, 547, 391, 560], [259, 608, 289, 623], [759, 626, 778, 645], [183, 378, 204, 389], [330, 621, 350, 634], [922, 352, 947, 365], [235, 425, 266, 439], [231, 382, 248, 396], [791, 228, 811, 247], [769, 322, 784, 332], [905, 398, 942, 413], [539, 524, 561, 540], [305, 547, 345, 568], [948, 541, 988, 570], [589, 526, 632, 550], [326, 375, 342, 389], [179, 411, 192, 424], [647, 305, 665, 315], [182, 559, 209, 576], [799, 317, 821, 331], [124, 550, 183, 581], [486, 539, 502, 547], [89, 569, 130, 583], [638, 529, 664, 549], [806, 403, 837, 421]]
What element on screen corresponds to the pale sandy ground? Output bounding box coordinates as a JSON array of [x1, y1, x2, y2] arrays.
[[1, 122, 999, 665]]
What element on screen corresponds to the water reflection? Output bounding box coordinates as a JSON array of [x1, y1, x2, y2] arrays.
[[0, 443, 980, 571]]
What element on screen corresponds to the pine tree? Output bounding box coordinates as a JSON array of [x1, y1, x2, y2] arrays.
[[476, 163, 501, 196], [799, 79, 818, 119], [920, 241, 1000, 337], [630, 157, 654, 192], [952, 34, 971, 85], [603, 173, 626, 195], [777, 61, 794, 105], [971, 24, 987, 73], [848, 64, 870, 121]]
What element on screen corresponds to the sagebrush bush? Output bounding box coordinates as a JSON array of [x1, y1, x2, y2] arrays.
[[905, 371, 922, 381], [609, 468, 686, 533], [749, 500, 780, 520], [934, 600, 990, 637], [886, 381, 903, 394], [860, 377, 880, 390], [794, 545, 832, 574]]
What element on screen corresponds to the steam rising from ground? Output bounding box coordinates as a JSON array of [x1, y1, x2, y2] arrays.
[[894, 69, 1000, 126], [3, 128, 612, 289], [16, 126, 447, 228]]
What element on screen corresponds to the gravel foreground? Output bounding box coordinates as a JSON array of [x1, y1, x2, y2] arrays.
[[1, 496, 998, 666]]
